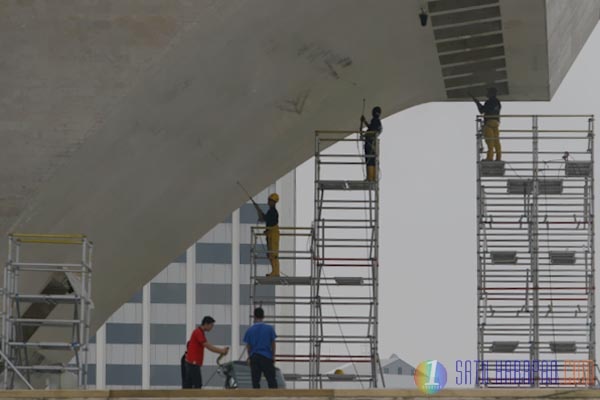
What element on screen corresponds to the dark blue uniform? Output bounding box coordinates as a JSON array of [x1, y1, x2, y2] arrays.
[[264, 207, 278, 227], [477, 97, 501, 122], [364, 117, 382, 166]]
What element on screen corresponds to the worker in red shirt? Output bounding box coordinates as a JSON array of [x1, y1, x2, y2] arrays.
[[182, 316, 229, 388]]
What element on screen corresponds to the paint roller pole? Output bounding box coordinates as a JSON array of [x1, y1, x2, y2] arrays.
[[360, 98, 366, 131], [360, 98, 367, 179], [236, 181, 264, 219], [236, 181, 257, 205]]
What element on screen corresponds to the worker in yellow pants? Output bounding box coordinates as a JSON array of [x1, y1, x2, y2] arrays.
[[265, 225, 280, 277], [484, 119, 501, 161], [254, 193, 280, 277], [470, 87, 502, 161]]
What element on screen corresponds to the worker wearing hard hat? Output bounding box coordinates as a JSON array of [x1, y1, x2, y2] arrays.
[[470, 87, 502, 161], [254, 193, 280, 277], [360, 106, 383, 181]]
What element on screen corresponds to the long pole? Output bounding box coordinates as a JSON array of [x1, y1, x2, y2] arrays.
[[236, 181, 257, 204], [587, 117, 596, 380], [531, 115, 540, 387]]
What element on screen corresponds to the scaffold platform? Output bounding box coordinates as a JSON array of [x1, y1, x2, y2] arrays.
[[476, 115, 597, 387], [1, 234, 93, 389], [251, 129, 383, 388]]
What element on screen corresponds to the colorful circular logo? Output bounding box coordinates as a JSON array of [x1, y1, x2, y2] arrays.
[[414, 360, 447, 394]]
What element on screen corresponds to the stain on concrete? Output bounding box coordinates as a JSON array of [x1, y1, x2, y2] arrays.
[[298, 42, 353, 79], [324, 60, 340, 80], [278, 89, 310, 115]]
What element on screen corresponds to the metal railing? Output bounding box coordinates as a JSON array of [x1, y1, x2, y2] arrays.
[[1, 233, 93, 389], [476, 115, 596, 387]]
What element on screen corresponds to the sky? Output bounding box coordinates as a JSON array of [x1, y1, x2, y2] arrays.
[[295, 23, 600, 385]]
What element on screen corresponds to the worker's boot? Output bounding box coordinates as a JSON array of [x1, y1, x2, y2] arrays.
[[266, 260, 280, 277], [367, 166, 377, 182]]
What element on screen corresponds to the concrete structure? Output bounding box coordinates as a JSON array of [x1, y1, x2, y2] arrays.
[[0, 0, 599, 371], [86, 173, 294, 388]]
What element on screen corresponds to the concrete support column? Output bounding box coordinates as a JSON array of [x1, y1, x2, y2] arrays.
[[231, 209, 241, 359], [142, 283, 150, 389], [186, 244, 197, 339], [95, 324, 106, 389]]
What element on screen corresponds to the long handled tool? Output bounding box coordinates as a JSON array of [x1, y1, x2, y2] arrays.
[[236, 181, 258, 206], [360, 98, 366, 129], [237, 181, 264, 220]]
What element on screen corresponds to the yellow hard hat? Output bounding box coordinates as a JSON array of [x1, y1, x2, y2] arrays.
[[268, 193, 279, 203], [334, 369, 345, 375]]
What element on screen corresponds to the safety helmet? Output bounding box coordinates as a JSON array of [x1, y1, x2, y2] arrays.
[[268, 193, 279, 203], [372, 106, 382, 115]]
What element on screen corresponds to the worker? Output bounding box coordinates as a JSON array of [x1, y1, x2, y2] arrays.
[[183, 316, 229, 389], [243, 307, 278, 389], [253, 193, 280, 277], [470, 87, 502, 161], [180, 342, 188, 388], [360, 106, 383, 181]]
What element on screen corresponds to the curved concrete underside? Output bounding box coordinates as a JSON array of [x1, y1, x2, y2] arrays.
[[1, 0, 599, 349]]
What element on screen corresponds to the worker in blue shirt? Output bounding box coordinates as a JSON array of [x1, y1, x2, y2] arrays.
[[470, 87, 502, 161], [360, 106, 383, 181], [243, 307, 278, 388]]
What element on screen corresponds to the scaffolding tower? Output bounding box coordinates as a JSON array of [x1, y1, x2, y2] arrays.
[[251, 130, 382, 389], [476, 115, 596, 387], [1, 234, 93, 389]]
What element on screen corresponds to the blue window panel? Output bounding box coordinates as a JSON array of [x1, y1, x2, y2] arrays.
[[106, 364, 142, 386], [195, 284, 272, 306], [240, 203, 268, 224], [239, 325, 250, 345], [240, 243, 269, 265], [196, 243, 232, 264], [201, 366, 222, 386], [203, 325, 231, 345], [196, 283, 231, 305], [106, 323, 142, 344], [150, 365, 182, 386], [151, 283, 186, 304], [150, 324, 186, 345], [239, 284, 274, 305], [86, 364, 96, 385]]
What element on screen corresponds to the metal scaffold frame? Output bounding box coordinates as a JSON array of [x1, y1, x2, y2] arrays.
[[250, 129, 383, 389], [476, 115, 596, 387], [1, 234, 93, 389]]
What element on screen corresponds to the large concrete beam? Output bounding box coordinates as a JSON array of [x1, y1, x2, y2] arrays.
[[0, 1, 597, 348]]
